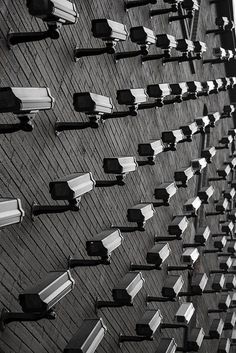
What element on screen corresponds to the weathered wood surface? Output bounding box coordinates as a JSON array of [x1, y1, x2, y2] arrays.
[[0, 0, 234, 352]]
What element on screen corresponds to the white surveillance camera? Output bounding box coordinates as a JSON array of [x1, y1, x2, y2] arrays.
[[49, 173, 96, 201], [64, 318, 107, 353], [0, 198, 25, 229], [19, 270, 75, 313]]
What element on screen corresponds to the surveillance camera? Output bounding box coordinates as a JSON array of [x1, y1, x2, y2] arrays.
[[212, 274, 225, 291], [27, 0, 79, 25], [0, 87, 55, 115], [175, 302, 195, 324], [187, 328, 205, 351], [49, 173, 96, 201], [170, 82, 189, 96], [190, 273, 208, 294], [225, 274, 236, 290], [215, 198, 229, 213], [217, 165, 231, 178], [19, 270, 75, 313], [162, 275, 184, 298], [191, 158, 207, 174], [221, 221, 234, 234], [201, 146, 216, 163], [209, 319, 224, 339], [180, 122, 198, 140], [219, 257, 232, 271], [103, 157, 137, 175], [213, 47, 227, 58], [174, 166, 194, 187], [217, 338, 231, 353], [146, 243, 171, 267], [176, 39, 194, 53], [86, 228, 123, 258], [73, 92, 113, 115], [208, 112, 221, 127], [194, 226, 211, 244], [181, 248, 199, 265], [135, 310, 163, 337], [138, 140, 164, 158], [154, 182, 177, 204], [156, 34, 177, 49], [127, 203, 155, 224], [147, 83, 171, 100], [214, 236, 227, 250], [183, 196, 202, 215], [223, 187, 235, 200], [92, 19, 128, 42], [112, 272, 145, 305], [161, 129, 184, 145], [194, 116, 210, 132], [168, 216, 189, 238], [186, 81, 203, 96], [117, 89, 147, 106], [155, 338, 177, 353], [64, 318, 107, 353], [232, 293, 236, 305], [206, 81, 216, 94], [227, 241, 236, 254], [232, 260, 236, 271], [218, 294, 231, 310], [0, 198, 25, 229], [224, 312, 236, 330], [193, 41, 207, 54], [130, 26, 156, 45], [223, 105, 235, 117], [198, 186, 215, 204]]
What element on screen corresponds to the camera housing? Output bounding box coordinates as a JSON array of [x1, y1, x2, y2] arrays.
[[225, 274, 236, 290], [0, 87, 55, 115], [181, 248, 199, 265], [19, 270, 75, 313], [209, 318, 224, 339], [127, 203, 155, 224], [217, 338, 231, 353], [49, 173, 96, 201], [135, 310, 163, 337], [92, 19, 128, 42], [187, 328, 205, 351], [183, 196, 201, 216], [103, 157, 137, 175], [174, 166, 194, 187], [146, 243, 171, 267], [0, 198, 25, 229], [218, 294, 231, 310], [191, 158, 207, 174], [224, 312, 236, 330], [198, 186, 215, 204], [117, 89, 148, 107], [86, 228, 123, 258], [212, 274, 225, 291], [138, 140, 164, 159], [64, 318, 107, 353], [168, 216, 189, 238], [194, 226, 211, 245], [162, 275, 184, 298], [27, 0, 79, 25], [201, 146, 216, 163], [73, 92, 113, 116], [112, 272, 145, 305], [155, 338, 177, 353], [190, 273, 208, 294], [175, 303, 195, 324], [154, 182, 177, 204], [130, 26, 156, 45]]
